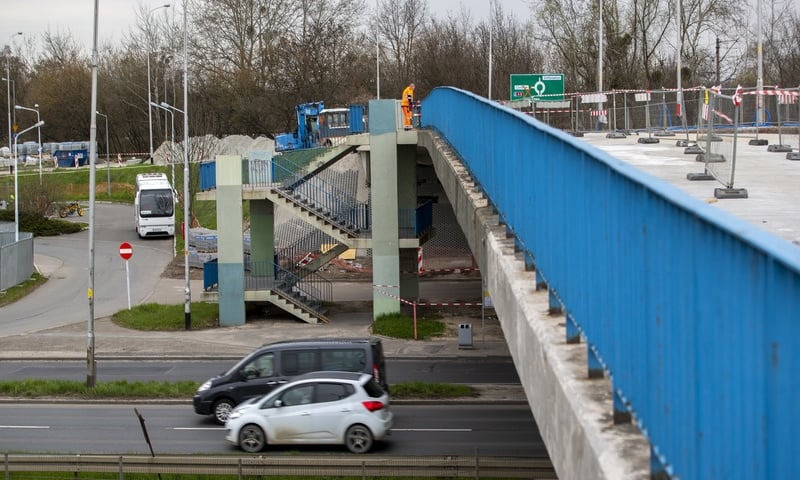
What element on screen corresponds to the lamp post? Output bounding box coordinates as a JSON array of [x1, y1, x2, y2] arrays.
[[15, 104, 42, 183], [181, 0, 191, 330], [5, 32, 22, 158], [597, 0, 604, 127], [3, 78, 17, 138], [146, 4, 171, 161], [161, 97, 192, 330], [96, 111, 110, 195], [151, 101, 175, 256], [152, 102, 175, 191], [13, 120, 44, 242], [86, 0, 101, 389]]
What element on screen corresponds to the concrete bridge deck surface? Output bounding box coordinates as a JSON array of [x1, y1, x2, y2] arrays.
[[578, 131, 800, 246]]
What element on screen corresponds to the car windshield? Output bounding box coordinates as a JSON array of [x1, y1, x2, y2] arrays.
[[139, 189, 173, 217]]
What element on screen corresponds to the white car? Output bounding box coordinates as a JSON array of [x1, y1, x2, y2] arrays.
[[225, 371, 393, 454]]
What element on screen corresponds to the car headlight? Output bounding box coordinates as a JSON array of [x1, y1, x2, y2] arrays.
[[196, 380, 212, 393]]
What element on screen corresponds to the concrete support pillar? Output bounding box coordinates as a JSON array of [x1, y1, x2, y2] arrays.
[[369, 100, 402, 318], [397, 144, 419, 302], [215, 155, 245, 326], [249, 200, 274, 280]]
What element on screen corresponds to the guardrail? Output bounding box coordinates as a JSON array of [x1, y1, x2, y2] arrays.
[[2, 453, 555, 479]]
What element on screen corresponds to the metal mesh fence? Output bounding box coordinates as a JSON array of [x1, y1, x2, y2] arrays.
[[701, 89, 739, 188]]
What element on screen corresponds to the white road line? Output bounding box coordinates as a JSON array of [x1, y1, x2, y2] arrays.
[[392, 428, 472, 432], [173, 427, 224, 431], [0, 426, 50, 429], [171, 427, 474, 432]]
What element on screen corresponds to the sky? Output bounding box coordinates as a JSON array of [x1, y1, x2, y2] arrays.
[[1, 0, 532, 53]]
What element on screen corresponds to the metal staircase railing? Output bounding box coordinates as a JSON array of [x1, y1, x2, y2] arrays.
[[270, 158, 370, 237], [245, 260, 331, 322]]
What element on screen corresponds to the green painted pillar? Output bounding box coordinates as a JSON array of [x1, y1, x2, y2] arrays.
[[249, 200, 274, 279], [215, 155, 245, 326], [369, 100, 401, 318]]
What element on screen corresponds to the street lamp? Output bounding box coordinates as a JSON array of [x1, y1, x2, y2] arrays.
[[3, 78, 16, 137], [152, 102, 175, 190], [146, 4, 171, 161], [160, 101, 182, 256], [4, 32, 22, 158], [13, 120, 44, 242], [182, 0, 191, 330], [15, 104, 42, 183], [96, 111, 110, 195], [150, 100, 175, 256]]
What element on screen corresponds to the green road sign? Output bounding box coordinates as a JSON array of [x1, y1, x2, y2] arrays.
[[510, 74, 565, 102]]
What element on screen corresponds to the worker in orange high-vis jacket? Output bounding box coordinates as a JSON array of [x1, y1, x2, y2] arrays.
[[401, 83, 415, 128]]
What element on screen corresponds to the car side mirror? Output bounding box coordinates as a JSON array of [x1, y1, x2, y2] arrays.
[[273, 399, 283, 408]]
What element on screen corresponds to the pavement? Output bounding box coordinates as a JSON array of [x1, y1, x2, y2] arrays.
[[0, 253, 526, 404]]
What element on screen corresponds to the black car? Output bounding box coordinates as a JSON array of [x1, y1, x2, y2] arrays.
[[193, 337, 388, 424]]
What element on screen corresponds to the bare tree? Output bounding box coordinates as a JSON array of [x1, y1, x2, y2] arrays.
[[758, 0, 800, 86], [24, 30, 92, 143], [279, 0, 367, 106], [675, 0, 747, 85], [416, 2, 544, 99], [375, 0, 429, 95], [533, 0, 600, 91]]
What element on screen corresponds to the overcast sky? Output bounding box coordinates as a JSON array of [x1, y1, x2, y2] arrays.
[[1, 0, 531, 53]]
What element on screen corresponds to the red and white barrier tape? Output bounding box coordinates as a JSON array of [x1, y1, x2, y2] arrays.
[[373, 286, 482, 307], [419, 268, 479, 274], [373, 288, 416, 306], [417, 301, 483, 307]]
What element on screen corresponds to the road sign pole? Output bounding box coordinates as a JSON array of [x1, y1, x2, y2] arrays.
[[125, 259, 131, 310], [119, 242, 133, 310]]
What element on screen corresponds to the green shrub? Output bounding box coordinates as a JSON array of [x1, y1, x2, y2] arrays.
[[0, 210, 83, 236]]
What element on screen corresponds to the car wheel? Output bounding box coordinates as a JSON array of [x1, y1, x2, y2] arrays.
[[345, 424, 373, 454], [238, 424, 266, 453], [212, 398, 235, 425]]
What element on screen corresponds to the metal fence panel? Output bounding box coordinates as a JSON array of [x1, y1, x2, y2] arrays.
[[0, 232, 34, 291], [422, 86, 800, 480]]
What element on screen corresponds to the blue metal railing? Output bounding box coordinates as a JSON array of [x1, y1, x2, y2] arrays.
[[423, 87, 800, 480]]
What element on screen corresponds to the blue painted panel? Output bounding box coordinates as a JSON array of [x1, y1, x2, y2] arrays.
[[423, 87, 800, 479], [199, 161, 216, 191]]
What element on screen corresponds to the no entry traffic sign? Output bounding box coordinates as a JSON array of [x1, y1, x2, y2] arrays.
[[119, 242, 133, 260]]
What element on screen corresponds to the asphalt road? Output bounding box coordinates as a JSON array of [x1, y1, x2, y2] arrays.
[[0, 404, 545, 457], [1, 203, 172, 336]]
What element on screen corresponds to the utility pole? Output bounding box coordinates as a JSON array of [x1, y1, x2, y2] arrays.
[[715, 37, 720, 86], [87, 0, 100, 388]]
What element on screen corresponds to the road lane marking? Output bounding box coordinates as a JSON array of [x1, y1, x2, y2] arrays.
[[0, 426, 50, 429], [392, 428, 472, 432], [173, 427, 224, 431]]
